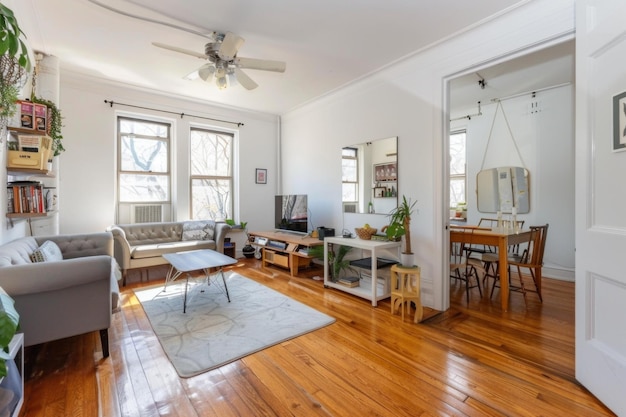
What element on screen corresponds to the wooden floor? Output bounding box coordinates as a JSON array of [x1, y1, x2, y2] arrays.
[[20, 258, 615, 417]]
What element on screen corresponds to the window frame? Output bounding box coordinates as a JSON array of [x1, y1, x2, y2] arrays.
[[342, 146, 359, 205], [449, 129, 467, 208], [189, 126, 235, 221], [116, 115, 172, 205]]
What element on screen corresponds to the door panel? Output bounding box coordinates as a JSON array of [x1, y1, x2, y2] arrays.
[[575, 1, 626, 415]]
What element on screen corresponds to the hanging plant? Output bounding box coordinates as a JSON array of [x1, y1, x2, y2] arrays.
[[0, 75, 18, 119], [0, 54, 27, 140], [0, 3, 31, 71], [30, 96, 64, 156], [0, 3, 30, 142]]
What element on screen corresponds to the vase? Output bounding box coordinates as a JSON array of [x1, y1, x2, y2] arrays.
[[242, 244, 255, 258], [400, 253, 415, 268]]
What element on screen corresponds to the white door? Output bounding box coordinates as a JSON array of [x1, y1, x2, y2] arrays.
[[575, 1, 626, 415]]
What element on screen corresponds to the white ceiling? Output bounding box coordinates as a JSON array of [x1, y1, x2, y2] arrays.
[[449, 40, 575, 117], [13, 0, 572, 116]]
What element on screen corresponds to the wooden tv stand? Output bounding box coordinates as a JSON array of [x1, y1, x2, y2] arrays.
[[248, 231, 323, 277]]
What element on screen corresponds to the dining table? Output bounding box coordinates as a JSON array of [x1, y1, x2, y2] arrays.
[[449, 225, 534, 312]]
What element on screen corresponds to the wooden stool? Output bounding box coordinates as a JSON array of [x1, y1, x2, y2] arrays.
[[390, 264, 422, 323]]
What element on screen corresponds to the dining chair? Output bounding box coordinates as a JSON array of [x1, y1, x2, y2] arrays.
[[463, 218, 499, 258], [450, 227, 484, 303], [490, 224, 549, 303], [479, 219, 525, 285]]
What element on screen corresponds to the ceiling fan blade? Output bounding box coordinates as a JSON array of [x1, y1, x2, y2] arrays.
[[234, 57, 286, 73], [198, 64, 215, 82], [234, 68, 258, 90], [218, 32, 245, 61], [152, 42, 207, 60]]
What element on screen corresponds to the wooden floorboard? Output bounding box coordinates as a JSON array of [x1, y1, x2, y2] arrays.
[[20, 259, 615, 417]]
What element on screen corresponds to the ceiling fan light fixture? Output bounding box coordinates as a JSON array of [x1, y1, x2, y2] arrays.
[[216, 75, 228, 90], [153, 30, 285, 91]]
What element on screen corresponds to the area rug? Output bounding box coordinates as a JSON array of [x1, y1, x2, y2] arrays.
[[134, 272, 335, 377]]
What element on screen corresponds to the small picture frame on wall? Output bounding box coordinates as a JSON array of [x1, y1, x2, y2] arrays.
[[255, 168, 267, 184], [613, 91, 626, 151]]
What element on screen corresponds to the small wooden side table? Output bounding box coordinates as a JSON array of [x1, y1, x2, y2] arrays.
[[224, 242, 236, 258], [390, 264, 422, 323]]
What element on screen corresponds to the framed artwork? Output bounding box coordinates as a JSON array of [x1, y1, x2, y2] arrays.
[[613, 91, 626, 151], [374, 187, 386, 198], [374, 162, 397, 182], [255, 168, 267, 184]]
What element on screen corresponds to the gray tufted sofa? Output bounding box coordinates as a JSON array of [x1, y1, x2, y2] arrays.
[[0, 232, 120, 356], [108, 220, 231, 286]]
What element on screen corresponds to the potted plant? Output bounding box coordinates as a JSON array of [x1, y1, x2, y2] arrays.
[[385, 195, 417, 267], [30, 96, 65, 156], [0, 288, 19, 377], [308, 244, 355, 282], [237, 222, 256, 258]]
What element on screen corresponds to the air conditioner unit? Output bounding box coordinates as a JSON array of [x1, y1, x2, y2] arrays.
[[131, 204, 163, 223], [343, 203, 357, 213]]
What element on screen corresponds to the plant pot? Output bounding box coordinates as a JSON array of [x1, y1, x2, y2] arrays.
[[242, 244, 255, 258], [400, 253, 415, 268]]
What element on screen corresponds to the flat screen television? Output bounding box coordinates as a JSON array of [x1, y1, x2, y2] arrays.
[[275, 194, 308, 233]]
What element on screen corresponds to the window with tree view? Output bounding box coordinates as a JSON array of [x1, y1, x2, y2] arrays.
[[190, 128, 233, 220], [449, 130, 467, 208], [118, 117, 170, 203], [342, 147, 358, 204]]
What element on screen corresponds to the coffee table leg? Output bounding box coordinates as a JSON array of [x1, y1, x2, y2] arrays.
[[183, 272, 190, 313], [220, 268, 231, 302]]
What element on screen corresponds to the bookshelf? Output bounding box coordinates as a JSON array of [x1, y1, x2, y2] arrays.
[[248, 230, 323, 277], [5, 128, 58, 232], [323, 237, 401, 306]]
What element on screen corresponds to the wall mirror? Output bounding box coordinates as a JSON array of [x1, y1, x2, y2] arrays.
[[477, 166, 529, 213], [342, 136, 398, 215]]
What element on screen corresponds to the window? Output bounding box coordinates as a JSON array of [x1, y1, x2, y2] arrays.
[[117, 117, 170, 203], [342, 147, 358, 204], [449, 130, 467, 208], [190, 127, 234, 220]]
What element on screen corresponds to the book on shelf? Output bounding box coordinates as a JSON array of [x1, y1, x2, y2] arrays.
[[6, 181, 46, 214], [337, 276, 360, 287]]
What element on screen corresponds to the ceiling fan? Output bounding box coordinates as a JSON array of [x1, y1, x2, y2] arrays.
[[153, 31, 286, 90]]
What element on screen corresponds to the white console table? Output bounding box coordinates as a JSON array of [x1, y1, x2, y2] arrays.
[[323, 236, 401, 306]]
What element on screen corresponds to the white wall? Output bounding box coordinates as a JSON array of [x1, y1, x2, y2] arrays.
[[280, 0, 575, 310], [454, 86, 575, 280], [55, 74, 279, 236]]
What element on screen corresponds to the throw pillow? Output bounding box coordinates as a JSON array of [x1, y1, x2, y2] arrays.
[[30, 240, 63, 263], [181, 221, 215, 241]]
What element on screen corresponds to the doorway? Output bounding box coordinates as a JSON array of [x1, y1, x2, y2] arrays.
[[443, 38, 575, 309]]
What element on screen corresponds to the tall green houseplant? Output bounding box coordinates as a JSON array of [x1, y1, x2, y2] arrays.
[[386, 195, 417, 255]]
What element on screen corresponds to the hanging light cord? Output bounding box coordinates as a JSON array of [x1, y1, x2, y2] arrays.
[[104, 100, 244, 127]]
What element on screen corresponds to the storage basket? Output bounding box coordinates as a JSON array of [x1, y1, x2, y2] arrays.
[[355, 227, 377, 240]]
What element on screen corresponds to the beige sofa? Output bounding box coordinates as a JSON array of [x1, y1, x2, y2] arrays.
[[109, 220, 231, 285], [0, 232, 120, 356]]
